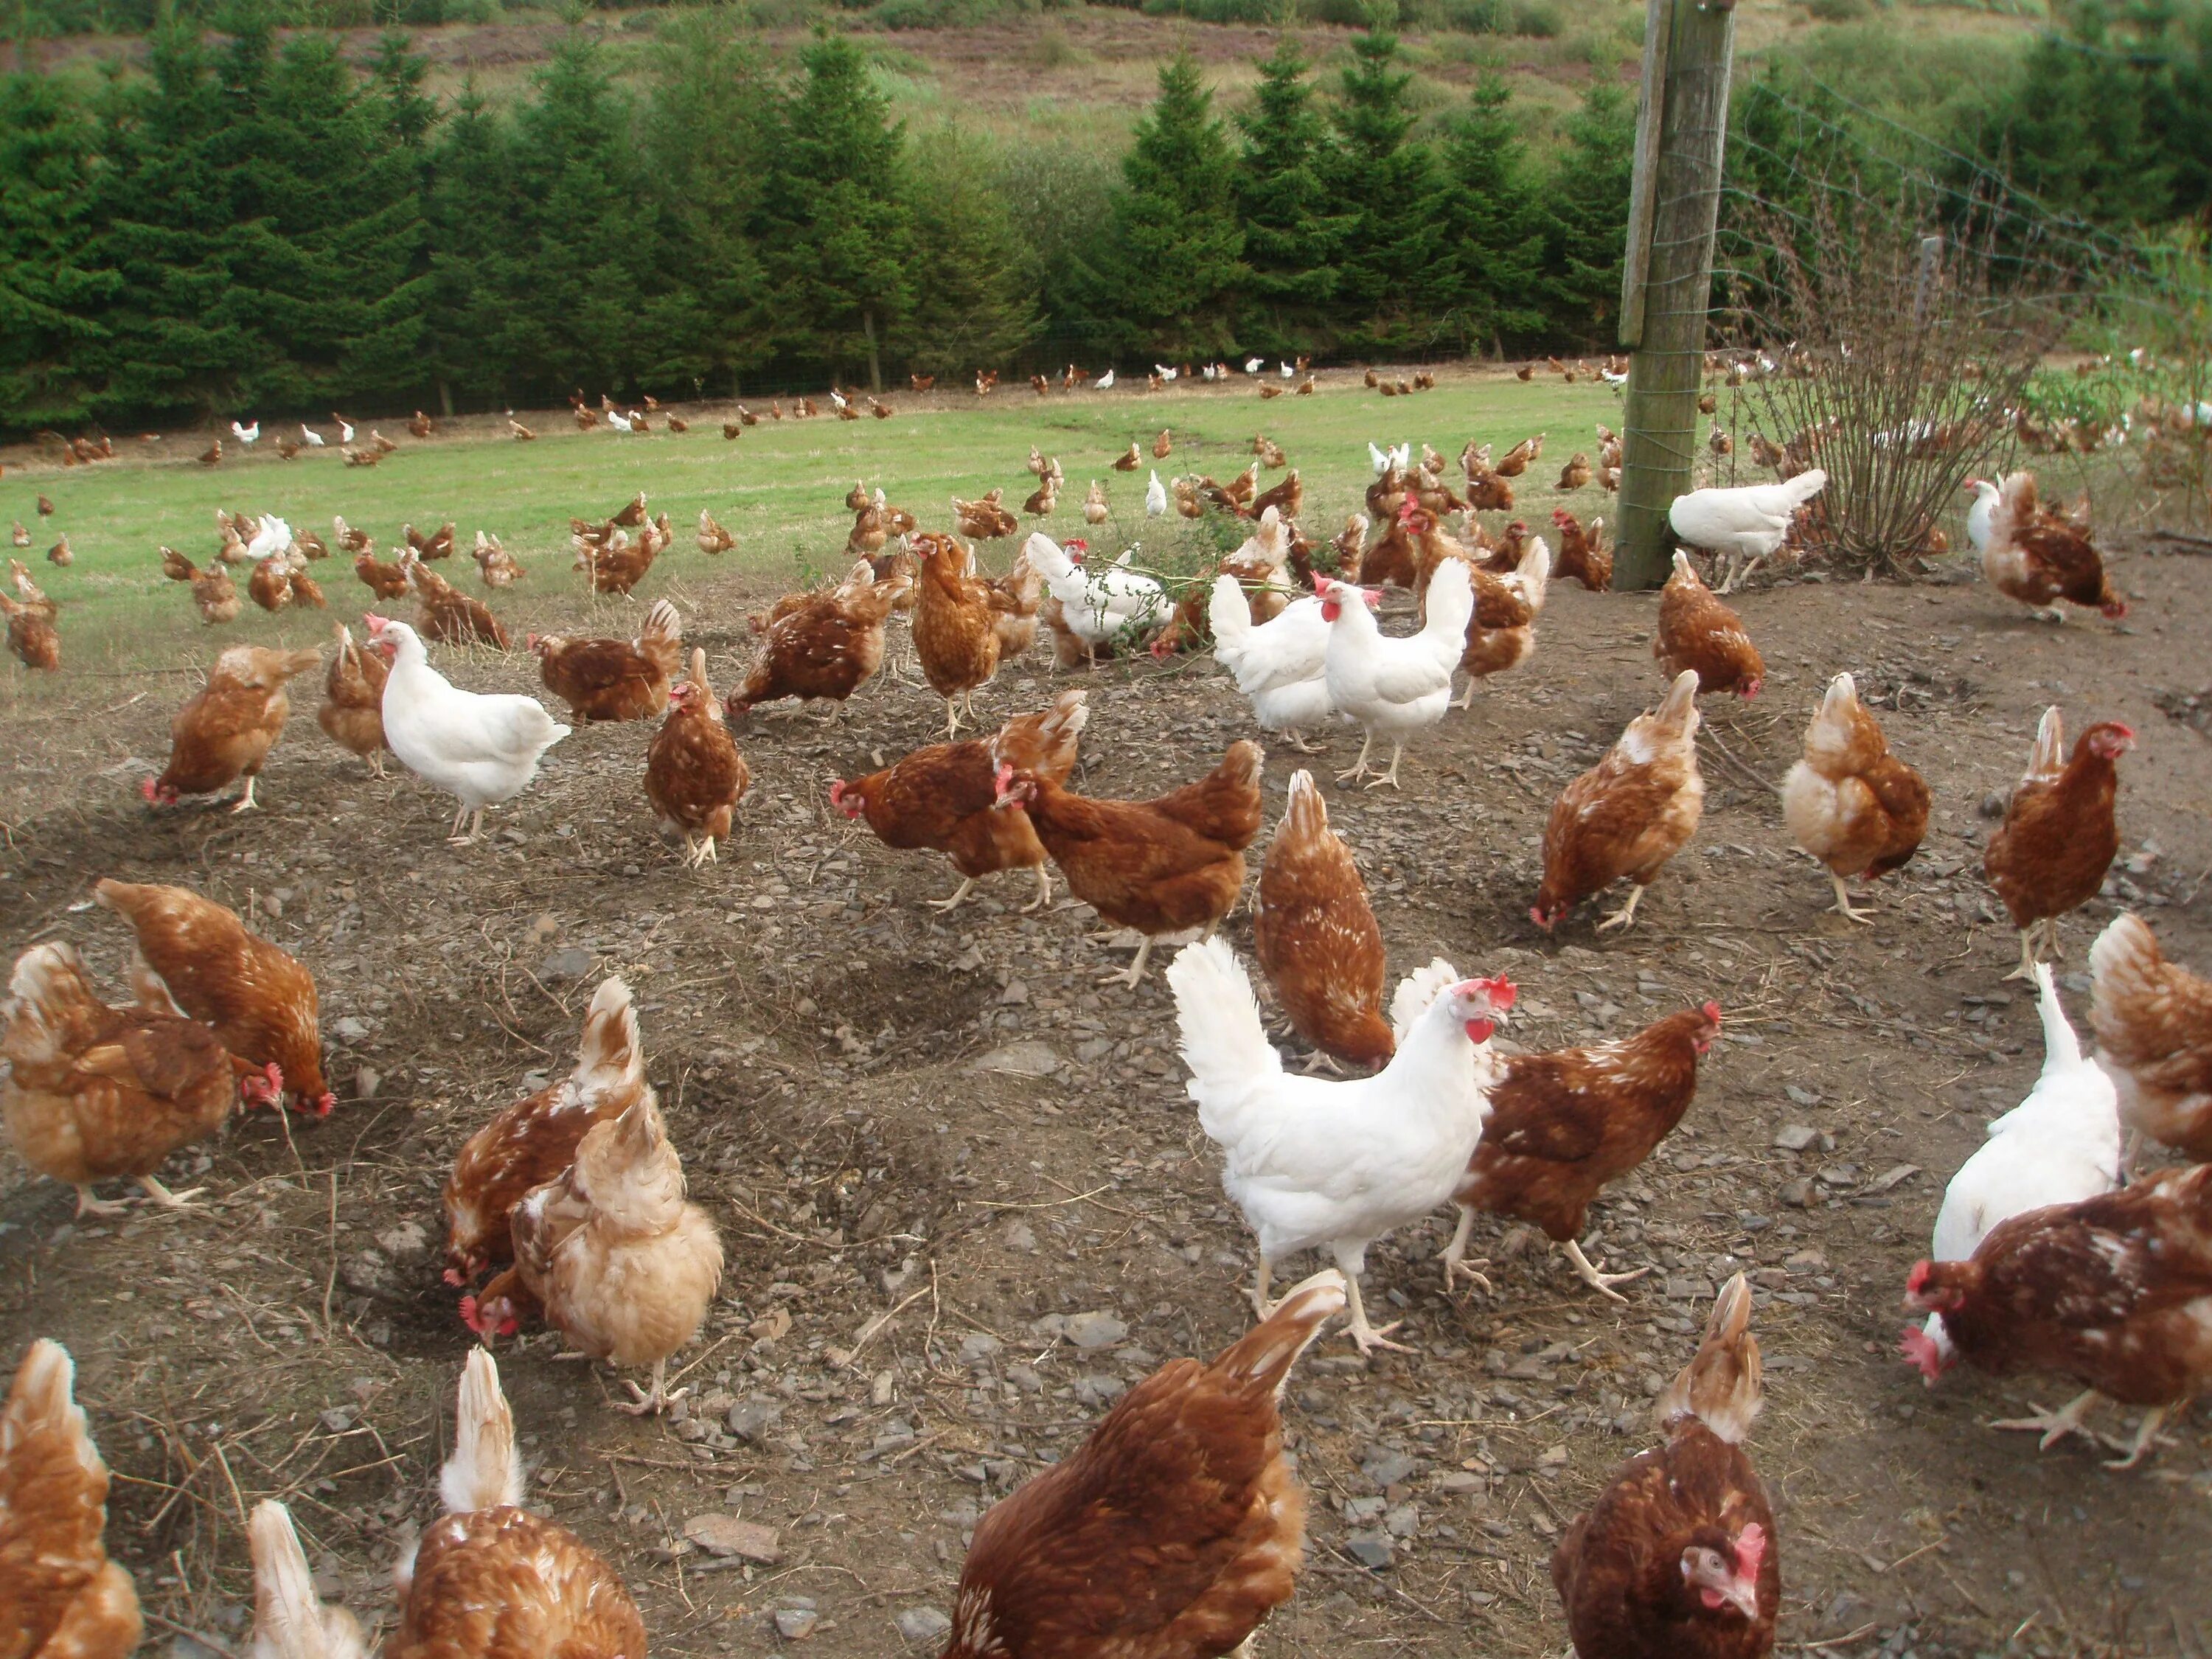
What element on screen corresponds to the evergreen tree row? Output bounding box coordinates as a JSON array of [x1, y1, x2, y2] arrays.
[[0, 6, 1643, 433]]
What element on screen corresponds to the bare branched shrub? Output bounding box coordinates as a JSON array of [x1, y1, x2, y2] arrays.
[[1717, 192, 2065, 576]]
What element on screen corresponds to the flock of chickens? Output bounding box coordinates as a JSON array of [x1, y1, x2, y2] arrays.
[[4, 394, 2211, 1659]]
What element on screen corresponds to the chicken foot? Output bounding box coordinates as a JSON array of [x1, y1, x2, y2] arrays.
[[1279, 728, 1321, 754], [2098, 1405, 2171, 1470], [1023, 865, 1053, 912], [1336, 1264, 1411, 1354], [928, 877, 978, 913], [229, 774, 260, 813], [1361, 742, 1408, 790], [1826, 871, 1877, 925], [72, 1174, 202, 1217], [1562, 1238, 1647, 1302], [1102, 934, 1155, 988], [2004, 919, 2064, 981], [1335, 731, 1375, 784], [1438, 1203, 1495, 1295], [612, 1357, 687, 1416], [1990, 1388, 2104, 1450], [1594, 883, 1646, 931], [72, 1186, 136, 1218]]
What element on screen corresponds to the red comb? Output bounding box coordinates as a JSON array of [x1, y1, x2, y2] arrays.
[[1703, 1000, 1722, 1024]]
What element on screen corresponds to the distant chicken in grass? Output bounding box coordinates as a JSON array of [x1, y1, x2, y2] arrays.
[[3, 586, 60, 672], [1983, 706, 2132, 981], [354, 547, 409, 601], [446, 975, 649, 1296], [645, 650, 748, 867], [1441, 1002, 1722, 1301], [953, 490, 1019, 540], [2090, 913, 2212, 1163], [835, 692, 1087, 915], [1781, 672, 1930, 922], [0, 1339, 144, 1657], [1655, 552, 1764, 699], [1549, 508, 1613, 591], [161, 546, 243, 625], [994, 740, 1263, 987], [94, 877, 334, 1116], [529, 598, 682, 723], [696, 509, 735, 555], [1534, 671, 1705, 933], [404, 520, 456, 561], [1252, 771, 1394, 1070], [318, 623, 389, 776], [1554, 1276, 1778, 1659], [472, 529, 522, 588], [3, 942, 281, 1215], [939, 1270, 1346, 1659], [145, 642, 321, 813], [1172, 937, 1514, 1352]]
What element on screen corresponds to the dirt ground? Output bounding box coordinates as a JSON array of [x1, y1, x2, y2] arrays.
[[4, 529, 2212, 1658]]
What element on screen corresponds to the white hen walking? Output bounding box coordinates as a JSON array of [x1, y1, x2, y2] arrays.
[[1318, 560, 1472, 787], [1669, 470, 1828, 594], [366, 615, 569, 844], [1171, 937, 1514, 1352], [1210, 577, 1332, 750]]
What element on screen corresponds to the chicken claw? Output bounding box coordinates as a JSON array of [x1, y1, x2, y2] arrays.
[[1990, 1388, 2103, 1450], [1826, 872, 1877, 925], [1022, 866, 1053, 912], [2003, 927, 2041, 983], [1335, 731, 1375, 784], [228, 776, 260, 813], [1563, 1238, 1647, 1303], [612, 1360, 687, 1416], [1439, 1206, 1495, 1294], [72, 1186, 134, 1218], [927, 877, 978, 914], [1361, 743, 1407, 790], [1594, 884, 1646, 932], [137, 1174, 206, 1210], [2098, 1405, 2171, 1470], [1342, 1276, 1412, 1354]]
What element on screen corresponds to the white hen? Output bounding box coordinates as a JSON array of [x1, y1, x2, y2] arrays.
[[231, 420, 260, 445], [1962, 476, 2000, 554], [1669, 470, 1828, 594], [1170, 936, 1514, 1352], [299, 423, 325, 448], [243, 515, 293, 563], [1907, 963, 2121, 1368], [366, 615, 569, 844], [1318, 560, 1473, 788], [1208, 577, 1332, 749], [1145, 470, 1169, 518], [1024, 532, 1164, 664]]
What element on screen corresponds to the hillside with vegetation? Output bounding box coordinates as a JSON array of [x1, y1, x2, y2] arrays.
[[0, 0, 2206, 434]]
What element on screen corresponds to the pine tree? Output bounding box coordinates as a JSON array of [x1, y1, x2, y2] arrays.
[[1538, 82, 1636, 347], [1324, 17, 1445, 354], [756, 30, 915, 389], [0, 72, 117, 428], [1234, 36, 1344, 355], [425, 82, 525, 403], [91, 19, 260, 420], [1089, 51, 1247, 360], [1433, 73, 1544, 354], [900, 127, 1043, 375]]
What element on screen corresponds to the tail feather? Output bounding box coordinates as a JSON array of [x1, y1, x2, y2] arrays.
[[1421, 556, 1475, 652], [439, 1347, 524, 1514], [1211, 1268, 1347, 1401], [1787, 467, 1829, 507], [686, 646, 717, 705], [641, 598, 681, 646], [2090, 911, 2165, 1015], [1654, 668, 1701, 732], [1655, 1273, 1762, 1444], [571, 976, 642, 1101], [1208, 574, 1254, 654], [2024, 705, 2065, 785], [1169, 938, 1284, 1141], [251, 1500, 369, 1659], [995, 691, 1089, 785], [1388, 958, 1461, 1048], [1277, 769, 1330, 855], [2030, 962, 2084, 1074]]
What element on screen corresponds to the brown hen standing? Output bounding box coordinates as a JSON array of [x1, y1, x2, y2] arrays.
[[1253, 771, 1392, 1071]]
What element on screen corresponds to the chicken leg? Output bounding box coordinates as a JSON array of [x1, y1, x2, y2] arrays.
[[1562, 1238, 1647, 1302], [2040, 916, 2065, 960], [1439, 1203, 1494, 1294], [229, 774, 260, 813], [137, 1173, 206, 1209], [928, 877, 978, 913], [1454, 679, 1477, 712], [1247, 1255, 1276, 1320], [1362, 742, 1408, 790], [2100, 1405, 2171, 1470], [1991, 1388, 2103, 1450], [1281, 728, 1321, 754], [73, 1185, 134, 1219], [1103, 934, 1155, 988], [1335, 730, 1375, 784], [1336, 1260, 1411, 1354], [613, 1357, 686, 1416], [1022, 865, 1053, 912], [1595, 883, 1646, 931], [1826, 871, 1877, 925], [943, 697, 964, 738], [2003, 926, 2040, 983]]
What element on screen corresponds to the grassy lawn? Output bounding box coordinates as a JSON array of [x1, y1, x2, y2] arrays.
[[3, 371, 1624, 675]]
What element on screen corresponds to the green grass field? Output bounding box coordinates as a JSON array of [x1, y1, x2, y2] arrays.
[[2, 372, 1624, 676]]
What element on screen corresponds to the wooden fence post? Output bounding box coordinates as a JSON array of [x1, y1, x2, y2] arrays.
[[1613, 0, 1739, 591]]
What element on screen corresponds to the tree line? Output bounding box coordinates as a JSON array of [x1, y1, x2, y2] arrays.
[[0, 4, 1640, 433], [1, 0, 2202, 434]]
